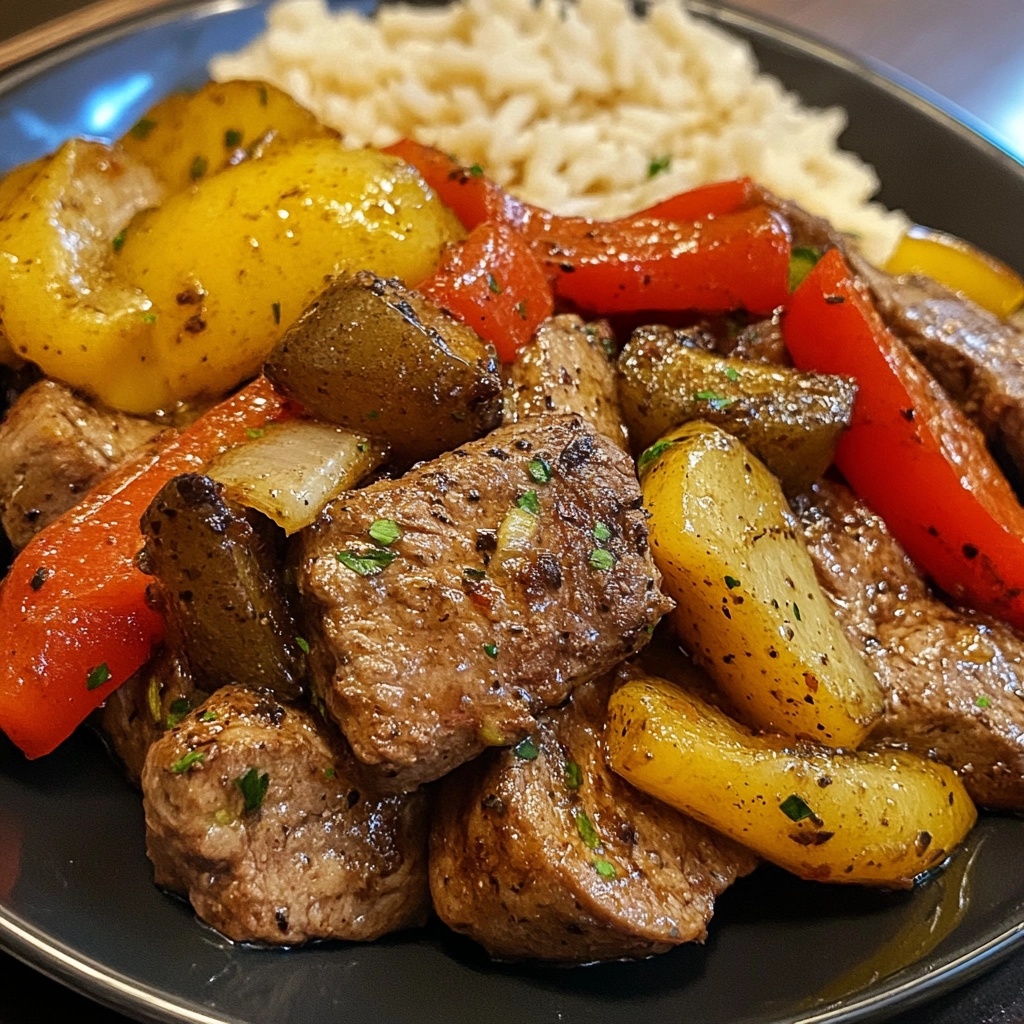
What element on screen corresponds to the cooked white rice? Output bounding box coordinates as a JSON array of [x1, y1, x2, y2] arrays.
[[210, 0, 908, 265]]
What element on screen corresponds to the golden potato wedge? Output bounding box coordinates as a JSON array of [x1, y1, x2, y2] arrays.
[[618, 325, 856, 494], [119, 79, 334, 191], [607, 676, 977, 887], [0, 139, 164, 387], [640, 421, 883, 747], [0, 158, 47, 366], [110, 137, 463, 412]]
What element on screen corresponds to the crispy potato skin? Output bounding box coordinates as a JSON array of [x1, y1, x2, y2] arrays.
[[265, 271, 502, 465], [608, 677, 977, 886], [641, 421, 883, 747], [119, 80, 334, 190], [139, 473, 306, 701], [618, 325, 855, 495]]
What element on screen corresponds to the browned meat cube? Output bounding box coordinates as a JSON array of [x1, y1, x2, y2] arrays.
[[797, 480, 1024, 809], [504, 314, 628, 448], [142, 685, 430, 944], [429, 675, 758, 962], [97, 647, 204, 787], [297, 415, 672, 790], [0, 379, 161, 547]]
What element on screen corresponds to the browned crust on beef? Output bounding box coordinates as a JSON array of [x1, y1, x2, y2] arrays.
[[296, 416, 672, 791], [0, 379, 161, 547], [505, 314, 628, 447], [142, 685, 430, 944], [429, 675, 757, 962], [797, 480, 1024, 809]]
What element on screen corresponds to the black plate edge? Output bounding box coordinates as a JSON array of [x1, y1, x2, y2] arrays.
[[2, 4, 1024, 1024]]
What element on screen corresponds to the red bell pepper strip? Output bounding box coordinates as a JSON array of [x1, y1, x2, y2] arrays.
[[382, 138, 530, 232], [383, 138, 755, 235], [0, 376, 293, 759], [541, 205, 791, 317], [783, 247, 1024, 629], [420, 221, 554, 363]]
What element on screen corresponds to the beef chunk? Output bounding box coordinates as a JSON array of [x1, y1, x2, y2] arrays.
[[97, 647, 204, 788], [430, 674, 757, 961], [0, 379, 161, 547], [142, 685, 430, 944], [297, 416, 672, 790], [797, 480, 1024, 808], [504, 314, 628, 447]]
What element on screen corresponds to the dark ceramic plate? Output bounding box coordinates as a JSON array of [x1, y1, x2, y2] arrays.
[[2, 3, 1024, 1023]]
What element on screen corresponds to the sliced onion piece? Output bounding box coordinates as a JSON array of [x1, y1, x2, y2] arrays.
[[208, 419, 386, 534]]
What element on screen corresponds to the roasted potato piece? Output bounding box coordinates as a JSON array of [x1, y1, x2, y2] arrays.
[[640, 421, 883, 747], [0, 139, 164, 385], [110, 138, 462, 413], [119, 79, 333, 191], [139, 473, 305, 701], [607, 677, 977, 887], [265, 271, 503, 465], [0, 156, 46, 363], [618, 324, 856, 494]]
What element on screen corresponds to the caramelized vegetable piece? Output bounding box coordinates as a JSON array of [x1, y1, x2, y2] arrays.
[[0, 139, 164, 394], [618, 325, 856, 494], [640, 421, 883, 747], [784, 248, 1024, 632], [0, 376, 291, 760], [885, 224, 1024, 319], [119, 79, 333, 191], [112, 138, 462, 412], [607, 677, 977, 887], [265, 271, 503, 465], [208, 419, 387, 535], [139, 473, 306, 701]]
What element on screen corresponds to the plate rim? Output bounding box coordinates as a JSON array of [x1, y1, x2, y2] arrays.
[[2, 3, 1024, 1024]]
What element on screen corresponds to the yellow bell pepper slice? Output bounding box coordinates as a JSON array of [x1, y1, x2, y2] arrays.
[[885, 224, 1024, 318]]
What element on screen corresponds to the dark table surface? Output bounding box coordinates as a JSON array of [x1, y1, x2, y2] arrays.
[[2, 1, 1024, 1022]]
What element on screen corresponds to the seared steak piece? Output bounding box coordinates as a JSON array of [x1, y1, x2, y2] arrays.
[[142, 685, 430, 944], [297, 415, 672, 790], [0, 379, 161, 547], [430, 675, 757, 962], [504, 315, 628, 448], [97, 647, 204, 787], [850, 254, 1024, 486], [797, 480, 1024, 808]]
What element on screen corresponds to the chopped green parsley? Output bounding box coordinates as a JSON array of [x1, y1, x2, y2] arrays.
[[189, 154, 208, 180], [483, 643, 499, 659], [86, 662, 111, 691], [296, 636, 311, 654], [647, 154, 671, 178], [575, 809, 601, 850], [593, 857, 617, 879], [513, 737, 539, 760], [516, 490, 541, 515], [368, 518, 402, 546], [588, 548, 616, 572], [564, 760, 584, 790], [166, 697, 192, 728], [695, 388, 736, 411], [170, 750, 205, 774], [335, 548, 396, 576], [527, 457, 552, 484], [224, 128, 244, 148], [779, 794, 814, 822], [592, 521, 612, 543], [235, 767, 270, 813]]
